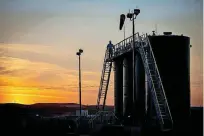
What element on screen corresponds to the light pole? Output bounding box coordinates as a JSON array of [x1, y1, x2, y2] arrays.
[[119, 8, 140, 125], [76, 48, 83, 118]]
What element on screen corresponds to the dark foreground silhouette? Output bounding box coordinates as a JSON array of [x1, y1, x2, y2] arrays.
[[0, 103, 202, 136]]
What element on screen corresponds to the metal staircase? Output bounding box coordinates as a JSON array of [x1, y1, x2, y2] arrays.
[[96, 49, 113, 111], [138, 33, 173, 131]]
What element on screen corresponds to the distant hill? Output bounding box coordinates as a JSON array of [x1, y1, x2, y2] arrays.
[[0, 103, 114, 116], [32, 103, 86, 108]]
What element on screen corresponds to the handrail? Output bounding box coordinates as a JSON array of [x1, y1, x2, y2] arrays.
[[114, 32, 140, 47], [114, 34, 134, 46], [96, 50, 108, 108], [111, 32, 140, 58], [145, 33, 173, 124], [138, 33, 164, 124]]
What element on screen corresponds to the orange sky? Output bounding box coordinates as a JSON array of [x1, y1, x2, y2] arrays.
[[0, 0, 203, 106], [0, 54, 114, 105]]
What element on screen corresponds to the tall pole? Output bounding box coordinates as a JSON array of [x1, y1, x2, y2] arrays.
[[79, 54, 82, 117], [124, 25, 126, 43], [132, 14, 136, 125], [76, 49, 83, 118], [119, 8, 140, 125]]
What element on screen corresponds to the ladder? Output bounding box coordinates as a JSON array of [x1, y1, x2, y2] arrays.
[[138, 33, 173, 131], [96, 49, 113, 111]]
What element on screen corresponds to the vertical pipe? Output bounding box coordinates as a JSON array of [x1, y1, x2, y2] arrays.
[[145, 74, 148, 115], [124, 25, 126, 43], [123, 58, 128, 117], [79, 55, 81, 117], [132, 14, 136, 126], [79, 55, 82, 117]]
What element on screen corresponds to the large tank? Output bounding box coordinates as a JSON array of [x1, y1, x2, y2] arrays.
[[123, 53, 133, 122], [148, 33, 191, 129], [114, 58, 124, 120], [134, 50, 146, 125]]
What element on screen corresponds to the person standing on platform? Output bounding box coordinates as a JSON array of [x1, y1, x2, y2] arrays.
[[107, 41, 114, 59]]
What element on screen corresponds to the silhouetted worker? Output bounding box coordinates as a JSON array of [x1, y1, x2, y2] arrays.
[[107, 41, 114, 58]]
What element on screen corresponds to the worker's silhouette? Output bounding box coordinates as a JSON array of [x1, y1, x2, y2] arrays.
[[107, 41, 114, 58]]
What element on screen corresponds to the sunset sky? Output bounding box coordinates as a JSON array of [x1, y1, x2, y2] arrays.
[[0, 0, 203, 106]]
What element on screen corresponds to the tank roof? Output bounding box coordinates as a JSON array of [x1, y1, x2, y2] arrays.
[[148, 34, 189, 38], [148, 31, 189, 38]]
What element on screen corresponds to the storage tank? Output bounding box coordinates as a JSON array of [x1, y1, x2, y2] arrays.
[[134, 50, 146, 125], [114, 58, 124, 120], [148, 33, 190, 129], [123, 53, 133, 121]]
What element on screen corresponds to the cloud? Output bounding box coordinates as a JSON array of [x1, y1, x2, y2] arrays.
[[0, 42, 115, 104], [0, 86, 78, 104], [0, 43, 104, 91], [0, 56, 99, 83], [0, 43, 105, 72], [0, 54, 105, 104]]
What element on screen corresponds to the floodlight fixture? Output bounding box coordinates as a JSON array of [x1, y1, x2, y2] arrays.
[[134, 9, 140, 16], [119, 14, 126, 30]]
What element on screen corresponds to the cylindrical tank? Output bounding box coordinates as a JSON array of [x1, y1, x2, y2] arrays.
[[134, 51, 146, 125], [114, 58, 124, 120], [147, 83, 157, 122], [123, 53, 133, 120], [148, 34, 190, 129]]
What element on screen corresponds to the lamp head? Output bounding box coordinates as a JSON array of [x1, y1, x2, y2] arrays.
[[76, 52, 80, 56], [127, 13, 133, 19], [134, 8, 140, 16], [79, 49, 83, 53]]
